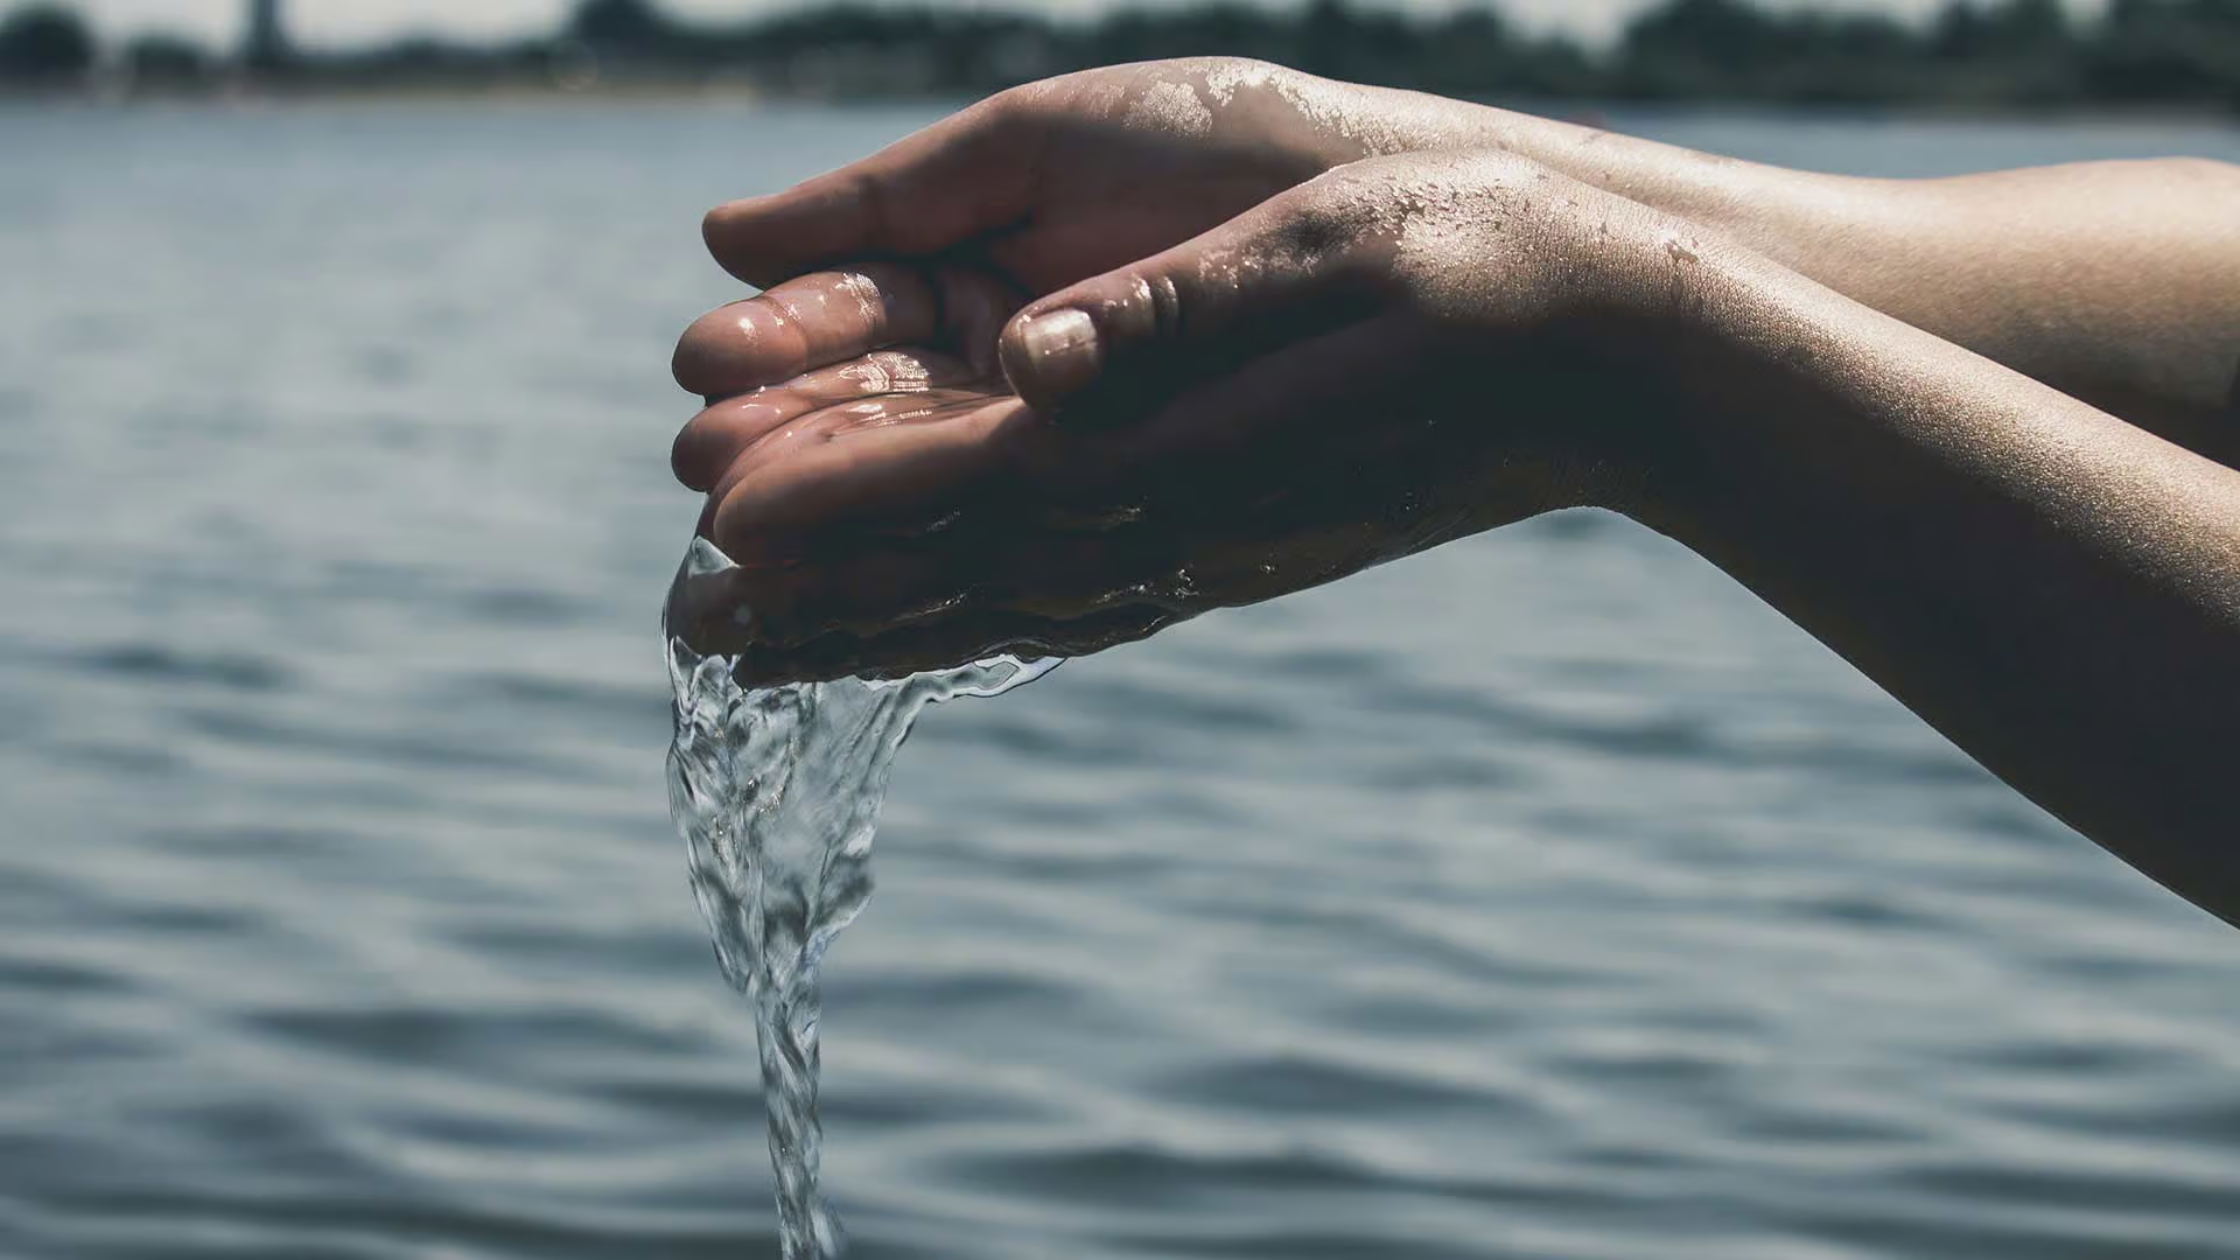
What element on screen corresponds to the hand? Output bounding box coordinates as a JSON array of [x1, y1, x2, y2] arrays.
[[668, 58, 1493, 410], [684, 59, 1431, 302], [667, 150, 1713, 682]]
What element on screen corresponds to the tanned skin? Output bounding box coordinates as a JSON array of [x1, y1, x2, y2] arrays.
[[664, 60, 2240, 929]]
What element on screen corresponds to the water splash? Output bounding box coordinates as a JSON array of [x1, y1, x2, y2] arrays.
[[663, 537, 1054, 1258]]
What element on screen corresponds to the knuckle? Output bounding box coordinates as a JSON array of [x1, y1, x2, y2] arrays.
[[1134, 271, 1186, 343], [1267, 196, 1362, 263], [670, 422, 711, 489], [959, 88, 1041, 157], [975, 85, 1028, 126]]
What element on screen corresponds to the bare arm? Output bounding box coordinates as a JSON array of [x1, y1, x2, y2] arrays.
[[686, 58, 2240, 454], [670, 72, 2240, 926], [1632, 237, 2240, 927], [1326, 81, 2240, 455]]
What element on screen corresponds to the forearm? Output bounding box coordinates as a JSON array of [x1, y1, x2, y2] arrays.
[[1521, 140, 2240, 453], [1329, 79, 2240, 452], [1621, 244, 2240, 926]]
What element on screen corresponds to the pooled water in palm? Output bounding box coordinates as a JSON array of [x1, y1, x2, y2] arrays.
[[664, 537, 1054, 1258]]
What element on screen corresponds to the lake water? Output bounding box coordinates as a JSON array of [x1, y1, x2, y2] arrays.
[[2, 98, 2237, 1260]]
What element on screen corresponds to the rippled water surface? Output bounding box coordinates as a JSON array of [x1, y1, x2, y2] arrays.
[[2, 101, 2237, 1260]]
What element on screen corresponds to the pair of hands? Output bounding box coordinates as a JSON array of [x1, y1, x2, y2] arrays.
[[667, 60, 1714, 681]]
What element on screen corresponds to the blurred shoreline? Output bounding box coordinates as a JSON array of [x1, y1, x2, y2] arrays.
[[4, 0, 2240, 117], [3, 84, 2233, 125]]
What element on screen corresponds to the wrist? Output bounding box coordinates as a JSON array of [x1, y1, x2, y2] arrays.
[[1598, 237, 1889, 547], [1554, 229, 1792, 529]]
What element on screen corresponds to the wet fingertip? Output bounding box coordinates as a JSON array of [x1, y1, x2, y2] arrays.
[[703, 197, 820, 289], [670, 338, 704, 395], [672, 436, 712, 493], [701, 197, 762, 255], [701, 198, 749, 234], [672, 400, 765, 495], [671, 310, 751, 397], [1001, 308, 1104, 420]]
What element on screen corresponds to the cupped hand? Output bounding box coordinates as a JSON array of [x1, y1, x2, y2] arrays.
[[668, 150, 1714, 681], [669, 59, 1487, 413], [689, 59, 1430, 300]]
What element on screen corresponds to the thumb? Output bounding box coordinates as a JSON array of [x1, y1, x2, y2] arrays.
[[702, 97, 1036, 288], [999, 190, 1369, 422]]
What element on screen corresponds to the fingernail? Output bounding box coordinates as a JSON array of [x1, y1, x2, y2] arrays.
[[1010, 309, 1103, 407]]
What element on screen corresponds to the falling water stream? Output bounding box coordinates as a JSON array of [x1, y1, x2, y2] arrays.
[[663, 538, 1055, 1258]]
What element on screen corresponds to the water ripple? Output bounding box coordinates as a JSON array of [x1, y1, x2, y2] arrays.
[[4, 103, 2237, 1260]]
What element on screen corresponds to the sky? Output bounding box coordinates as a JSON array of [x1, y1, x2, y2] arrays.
[[57, 0, 2097, 52]]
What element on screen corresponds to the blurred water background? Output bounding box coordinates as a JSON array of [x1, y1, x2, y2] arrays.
[[2, 100, 2238, 1260]]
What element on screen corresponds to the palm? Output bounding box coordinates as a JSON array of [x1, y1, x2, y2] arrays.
[[667, 74, 1609, 681], [666, 322, 1578, 682]]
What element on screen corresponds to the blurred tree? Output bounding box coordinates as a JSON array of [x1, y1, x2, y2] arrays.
[[2091, 0, 2240, 104], [1411, 8, 1522, 96], [1939, 0, 2080, 101], [0, 0, 2218, 111], [1294, 0, 1420, 86], [1296, 0, 1348, 75], [569, 0, 677, 50], [1618, 0, 1789, 97], [1087, 3, 1289, 68], [123, 32, 212, 87], [1619, 0, 1927, 101], [1931, 1, 1996, 59], [0, 3, 96, 85], [1624, 0, 1785, 76], [1987, 0, 2072, 50], [243, 0, 291, 73]]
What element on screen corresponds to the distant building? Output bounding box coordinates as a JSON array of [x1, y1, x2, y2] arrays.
[[243, 0, 291, 73]]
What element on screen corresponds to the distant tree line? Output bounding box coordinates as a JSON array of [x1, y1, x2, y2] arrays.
[[5, 0, 2240, 110]]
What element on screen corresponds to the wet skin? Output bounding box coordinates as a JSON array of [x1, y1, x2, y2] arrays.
[[669, 60, 2240, 928], [668, 152, 1674, 674]]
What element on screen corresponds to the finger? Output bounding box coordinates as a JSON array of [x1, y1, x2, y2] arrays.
[[696, 320, 1430, 578], [673, 262, 1024, 403], [1105, 310, 1437, 476], [671, 348, 979, 492], [707, 393, 1048, 560], [995, 182, 1376, 418], [702, 97, 1039, 288], [672, 264, 938, 400]]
